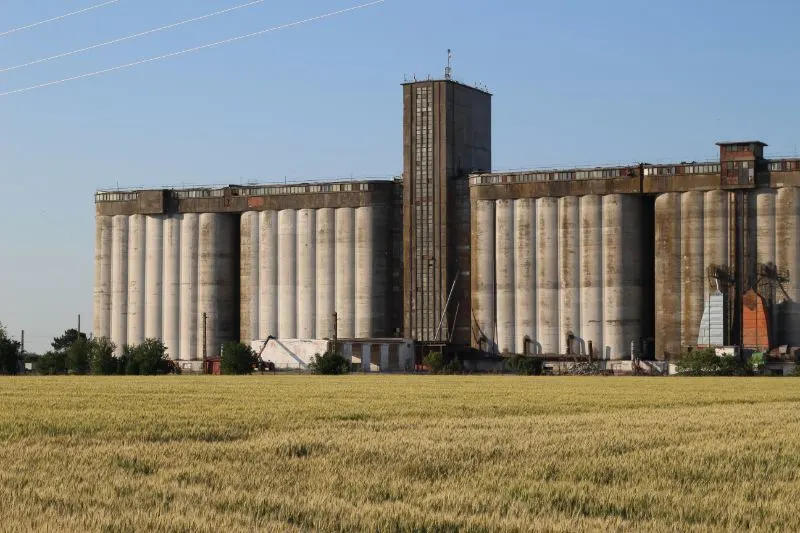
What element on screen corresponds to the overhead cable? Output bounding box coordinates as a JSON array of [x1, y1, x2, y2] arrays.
[[1, 0, 268, 74], [0, 0, 385, 97], [0, 0, 122, 38]]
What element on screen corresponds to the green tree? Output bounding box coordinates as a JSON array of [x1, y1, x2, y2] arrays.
[[221, 342, 258, 375], [128, 339, 170, 375], [52, 329, 86, 353], [34, 352, 66, 375], [423, 351, 444, 374], [309, 351, 350, 375], [0, 327, 21, 375], [89, 337, 117, 375], [65, 336, 90, 374]]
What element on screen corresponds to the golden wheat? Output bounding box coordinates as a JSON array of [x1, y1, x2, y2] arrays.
[[1, 376, 799, 532]]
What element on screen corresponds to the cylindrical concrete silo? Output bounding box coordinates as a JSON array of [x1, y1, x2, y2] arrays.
[[703, 190, 729, 300], [198, 213, 237, 359], [145, 216, 163, 341], [495, 199, 515, 353], [94, 215, 113, 341], [753, 189, 777, 268], [278, 209, 297, 338], [473, 200, 496, 350], [335, 208, 356, 338], [316, 208, 336, 339], [369, 205, 388, 337], [259, 211, 279, 339], [127, 214, 146, 346], [297, 209, 317, 338], [602, 195, 626, 360], [110, 215, 129, 354], [753, 189, 777, 344], [681, 192, 705, 348], [514, 198, 536, 354], [655, 193, 682, 358], [162, 215, 181, 362], [579, 195, 603, 357], [180, 213, 199, 361], [559, 196, 581, 354], [240, 211, 260, 344], [355, 206, 376, 338], [776, 187, 800, 345], [198, 213, 218, 359], [536, 197, 559, 354]]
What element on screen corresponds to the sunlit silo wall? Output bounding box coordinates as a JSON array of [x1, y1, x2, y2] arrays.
[[654, 187, 800, 357], [237, 205, 390, 345], [94, 208, 239, 361], [472, 194, 645, 360]]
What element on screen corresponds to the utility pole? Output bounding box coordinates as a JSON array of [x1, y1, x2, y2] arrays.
[[202, 313, 208, 363], [332, 312, 338, 354]]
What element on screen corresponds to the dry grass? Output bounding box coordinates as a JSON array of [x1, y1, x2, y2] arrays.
[[1, 375, 800, 532]]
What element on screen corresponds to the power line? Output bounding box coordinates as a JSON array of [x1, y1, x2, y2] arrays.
[[0, 0, 122, 38], [1, 0, 268, 74], [0, 0, 385, 97]]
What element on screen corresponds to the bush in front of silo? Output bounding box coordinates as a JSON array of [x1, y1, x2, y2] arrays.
[[309, 351, 350, 375], [506, 354, 543, 376], [221, 342, 258, 375]]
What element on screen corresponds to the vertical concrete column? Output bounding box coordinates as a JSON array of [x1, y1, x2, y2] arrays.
[[776, 188, 800, 345], [297, 209, 317, 338], [681, 192, 705, 348], [278, 209, 297, 338], [495, 199, 515, 353], [198, 214, 237, 359], [127, 214, 146, 346], [180, 213, 199, 361], [197, 213, 219, 359], [579, 195, 603, 357], [753, 189, 777, 344], [559, 196, 581, 354], [602, 195, 625, 359], [514, 198, 536, 354], [355, 206, 375, 338], [145, 216, 163, 341], [536, 197, 559, 354], [259, 211, 279, 338], [473, 200, 496, 351], [316, 208, 336, 339], [240, 211, 260, 344], [162, 215, 181, 361], [655, 193, 682, 359], [93, 215, 113, 341], [110, 215, 129, 354], [619, 195, 643, 358], [335, 208, 356, 338]]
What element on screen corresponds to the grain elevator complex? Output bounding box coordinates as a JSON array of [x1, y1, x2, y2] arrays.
[[94, 76, 800, 371]]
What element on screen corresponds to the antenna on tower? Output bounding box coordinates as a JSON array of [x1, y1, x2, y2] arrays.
[[445, 49, 453, 80]]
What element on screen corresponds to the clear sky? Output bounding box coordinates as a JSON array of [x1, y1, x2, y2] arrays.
[[2, 0, 800, 353]]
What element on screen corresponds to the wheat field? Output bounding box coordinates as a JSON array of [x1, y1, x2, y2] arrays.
[[1, 376, 799, 532]]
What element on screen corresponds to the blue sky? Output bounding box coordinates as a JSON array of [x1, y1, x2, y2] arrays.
[[2, 0, 800, 352]]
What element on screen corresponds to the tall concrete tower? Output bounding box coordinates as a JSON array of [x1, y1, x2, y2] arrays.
[[402, 79, 492, 345]]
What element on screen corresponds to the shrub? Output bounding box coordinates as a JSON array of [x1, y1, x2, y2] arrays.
[[221, 342, 258, 375], [65, 336, 90, 375], [423, 351, 444, 374], [123, 339, 171, 375], [506, 355, 543, 376], [309, 351, 350, 375], [676, 348, 750, 376], [34, 352, 66, 375], [89, 338, 117, 376]]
